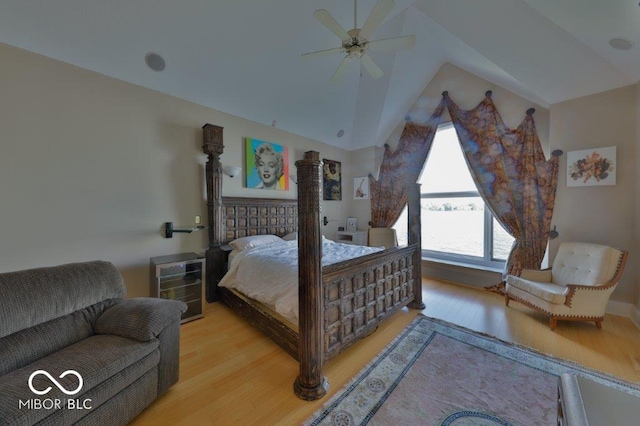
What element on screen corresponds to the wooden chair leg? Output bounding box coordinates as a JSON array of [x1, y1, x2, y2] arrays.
[[504, 294, 510, 306], [549, 317, 557, 331], [595, 319, 602, 329]]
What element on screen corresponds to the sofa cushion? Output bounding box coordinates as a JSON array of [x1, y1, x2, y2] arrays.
[[0, 301, 116, 377], [506, 276, 567, 305], [0, 335, 158, 425], [96, 298, 187, 342], [44, 368, 158, 426], [0, 261, 126, 339]]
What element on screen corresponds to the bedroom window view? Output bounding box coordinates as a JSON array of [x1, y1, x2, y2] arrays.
[[394, 123, 514, 268]]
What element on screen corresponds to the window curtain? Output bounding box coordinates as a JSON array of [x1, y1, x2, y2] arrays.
[[443, 91, 562, 277], [369, 99, 446, 227]]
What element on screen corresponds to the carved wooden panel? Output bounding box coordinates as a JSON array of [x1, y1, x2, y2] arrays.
[[322, 246, 417, 359], [221, 197, 297, 243]]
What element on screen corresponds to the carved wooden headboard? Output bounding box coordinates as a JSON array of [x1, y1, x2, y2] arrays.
[[220, 197, 297, 243]]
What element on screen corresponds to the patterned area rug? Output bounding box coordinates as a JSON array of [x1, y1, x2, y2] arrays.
[[304, 315, 640, 426]]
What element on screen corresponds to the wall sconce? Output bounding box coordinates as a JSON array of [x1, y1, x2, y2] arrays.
[[290, 173, 297, 184], [164, 222, 205, 238], [222, 166, 242, 178], [322, 216, 338, 226]]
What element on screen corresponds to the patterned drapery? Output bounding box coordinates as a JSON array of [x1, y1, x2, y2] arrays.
[[369, 99, 446, 227], [443, 91, 561, 277]]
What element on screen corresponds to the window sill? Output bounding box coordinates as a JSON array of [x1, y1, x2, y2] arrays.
[[422, 256, 504, 274], [421, 257, 503, 288]]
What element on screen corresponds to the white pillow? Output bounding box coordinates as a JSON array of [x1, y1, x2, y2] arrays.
[[229, 235, 283, 251], [282, 232, 297, 241], [281, 232, 330, 242]]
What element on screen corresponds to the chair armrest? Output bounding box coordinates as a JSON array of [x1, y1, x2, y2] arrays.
[[520, 268, 552, 282], [564, 283, 617, 316], [95, 298, 187, 342]]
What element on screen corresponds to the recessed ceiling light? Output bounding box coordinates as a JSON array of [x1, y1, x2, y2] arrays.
[[609, 38, 634, 51], [145, 52, 166, 72], [337, 129, 344, 138]]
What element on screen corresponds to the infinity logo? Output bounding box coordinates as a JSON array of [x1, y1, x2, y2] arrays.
[[28, 370, 83, 396]]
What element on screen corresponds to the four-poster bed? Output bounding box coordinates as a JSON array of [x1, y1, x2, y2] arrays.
[[202, 123, 424, 400]]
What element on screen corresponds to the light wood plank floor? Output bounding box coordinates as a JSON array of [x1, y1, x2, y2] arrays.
[[131, 278, 640, 425]]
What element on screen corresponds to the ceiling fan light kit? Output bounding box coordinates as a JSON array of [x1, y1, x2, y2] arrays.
[[302, 0, 416, 82]]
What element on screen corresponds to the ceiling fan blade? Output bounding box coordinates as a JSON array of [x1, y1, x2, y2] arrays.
[[359, 0, 395, 41], [360, 54, 384, 79], [313, 9, 350, 41], [301, 47, 345, 59], [367, 35, 416, 52], [331, 56, 355, 82]]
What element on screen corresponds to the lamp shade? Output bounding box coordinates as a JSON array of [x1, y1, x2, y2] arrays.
[[222, 166, 242, 178]]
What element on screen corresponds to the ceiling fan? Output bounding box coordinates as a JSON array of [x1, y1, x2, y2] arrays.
[[302, 0, 416, 82]]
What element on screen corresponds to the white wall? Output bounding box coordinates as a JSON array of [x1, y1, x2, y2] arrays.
[[0, 42, 351, 298]]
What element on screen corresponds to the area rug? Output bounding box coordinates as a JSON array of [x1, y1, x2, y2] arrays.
[[305, 315, 640, 426]]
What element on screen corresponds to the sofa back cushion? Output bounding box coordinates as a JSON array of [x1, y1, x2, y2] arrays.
[[552, 242, 623, 287], [0, 301, 117, 376], [0, 261, 126, 339]]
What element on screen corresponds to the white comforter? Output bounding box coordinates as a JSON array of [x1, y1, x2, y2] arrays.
[[218, 239, 382, 324]]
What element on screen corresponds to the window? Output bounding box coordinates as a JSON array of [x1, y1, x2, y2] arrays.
[[393, 123, 514, 269]]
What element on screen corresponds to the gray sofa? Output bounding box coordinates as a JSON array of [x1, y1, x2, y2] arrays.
[[0, 261, 187, 425]]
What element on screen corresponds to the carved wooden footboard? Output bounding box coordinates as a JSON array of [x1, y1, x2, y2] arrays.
[[322, 245, 417, 359], [293, 151, 423, 400]]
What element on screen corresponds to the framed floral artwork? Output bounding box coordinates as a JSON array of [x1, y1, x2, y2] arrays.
[[322, 159, 341, 200], [245, 138, 289, 190], [567, 146, 616, 187], [353, 176, 369, 200]]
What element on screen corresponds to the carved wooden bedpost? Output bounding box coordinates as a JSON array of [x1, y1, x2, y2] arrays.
[[407, 182, 425, 309], [202, 123, 224, 302], [294, 151, 329, 400]]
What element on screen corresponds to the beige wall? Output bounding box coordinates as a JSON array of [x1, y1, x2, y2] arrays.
[[0, 42, 351, 298], [550, 85, 637, 305], [3, 41, 637, 311], [636, 83, 640, 313]]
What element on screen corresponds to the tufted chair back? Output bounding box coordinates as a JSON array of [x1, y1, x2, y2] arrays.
[[551, 242, 624, 287]]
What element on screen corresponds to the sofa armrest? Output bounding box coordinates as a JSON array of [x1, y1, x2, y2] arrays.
[[95, 298, 187, 342], [520, 268, 552, 282]]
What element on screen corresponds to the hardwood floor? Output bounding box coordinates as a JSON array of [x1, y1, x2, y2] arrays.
[[131, 278, 640, 425]]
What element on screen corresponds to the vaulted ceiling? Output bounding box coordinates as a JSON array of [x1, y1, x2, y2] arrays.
[[1, 1, 638, 150]]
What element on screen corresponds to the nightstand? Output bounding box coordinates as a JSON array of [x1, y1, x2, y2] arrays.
[[335, 230, 368, 246], [150, 253, 205, 323]]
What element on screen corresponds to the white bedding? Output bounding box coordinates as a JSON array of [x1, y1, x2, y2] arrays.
[[218, 238, 383, 324]]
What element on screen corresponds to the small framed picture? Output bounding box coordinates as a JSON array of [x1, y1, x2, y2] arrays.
[[323, 159, 342, 200], [354, 177, 369, 199], [567, 146, 616, 187], [346, 217, 357, 232]]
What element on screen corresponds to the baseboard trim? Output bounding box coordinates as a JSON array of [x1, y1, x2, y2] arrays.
[[603, 300, 639, 329], [631, 304, 640, 330]]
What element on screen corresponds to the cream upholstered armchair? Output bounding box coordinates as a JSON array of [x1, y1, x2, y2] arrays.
[[368, 227, 398, 249], [505, 242, 628, 331]]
